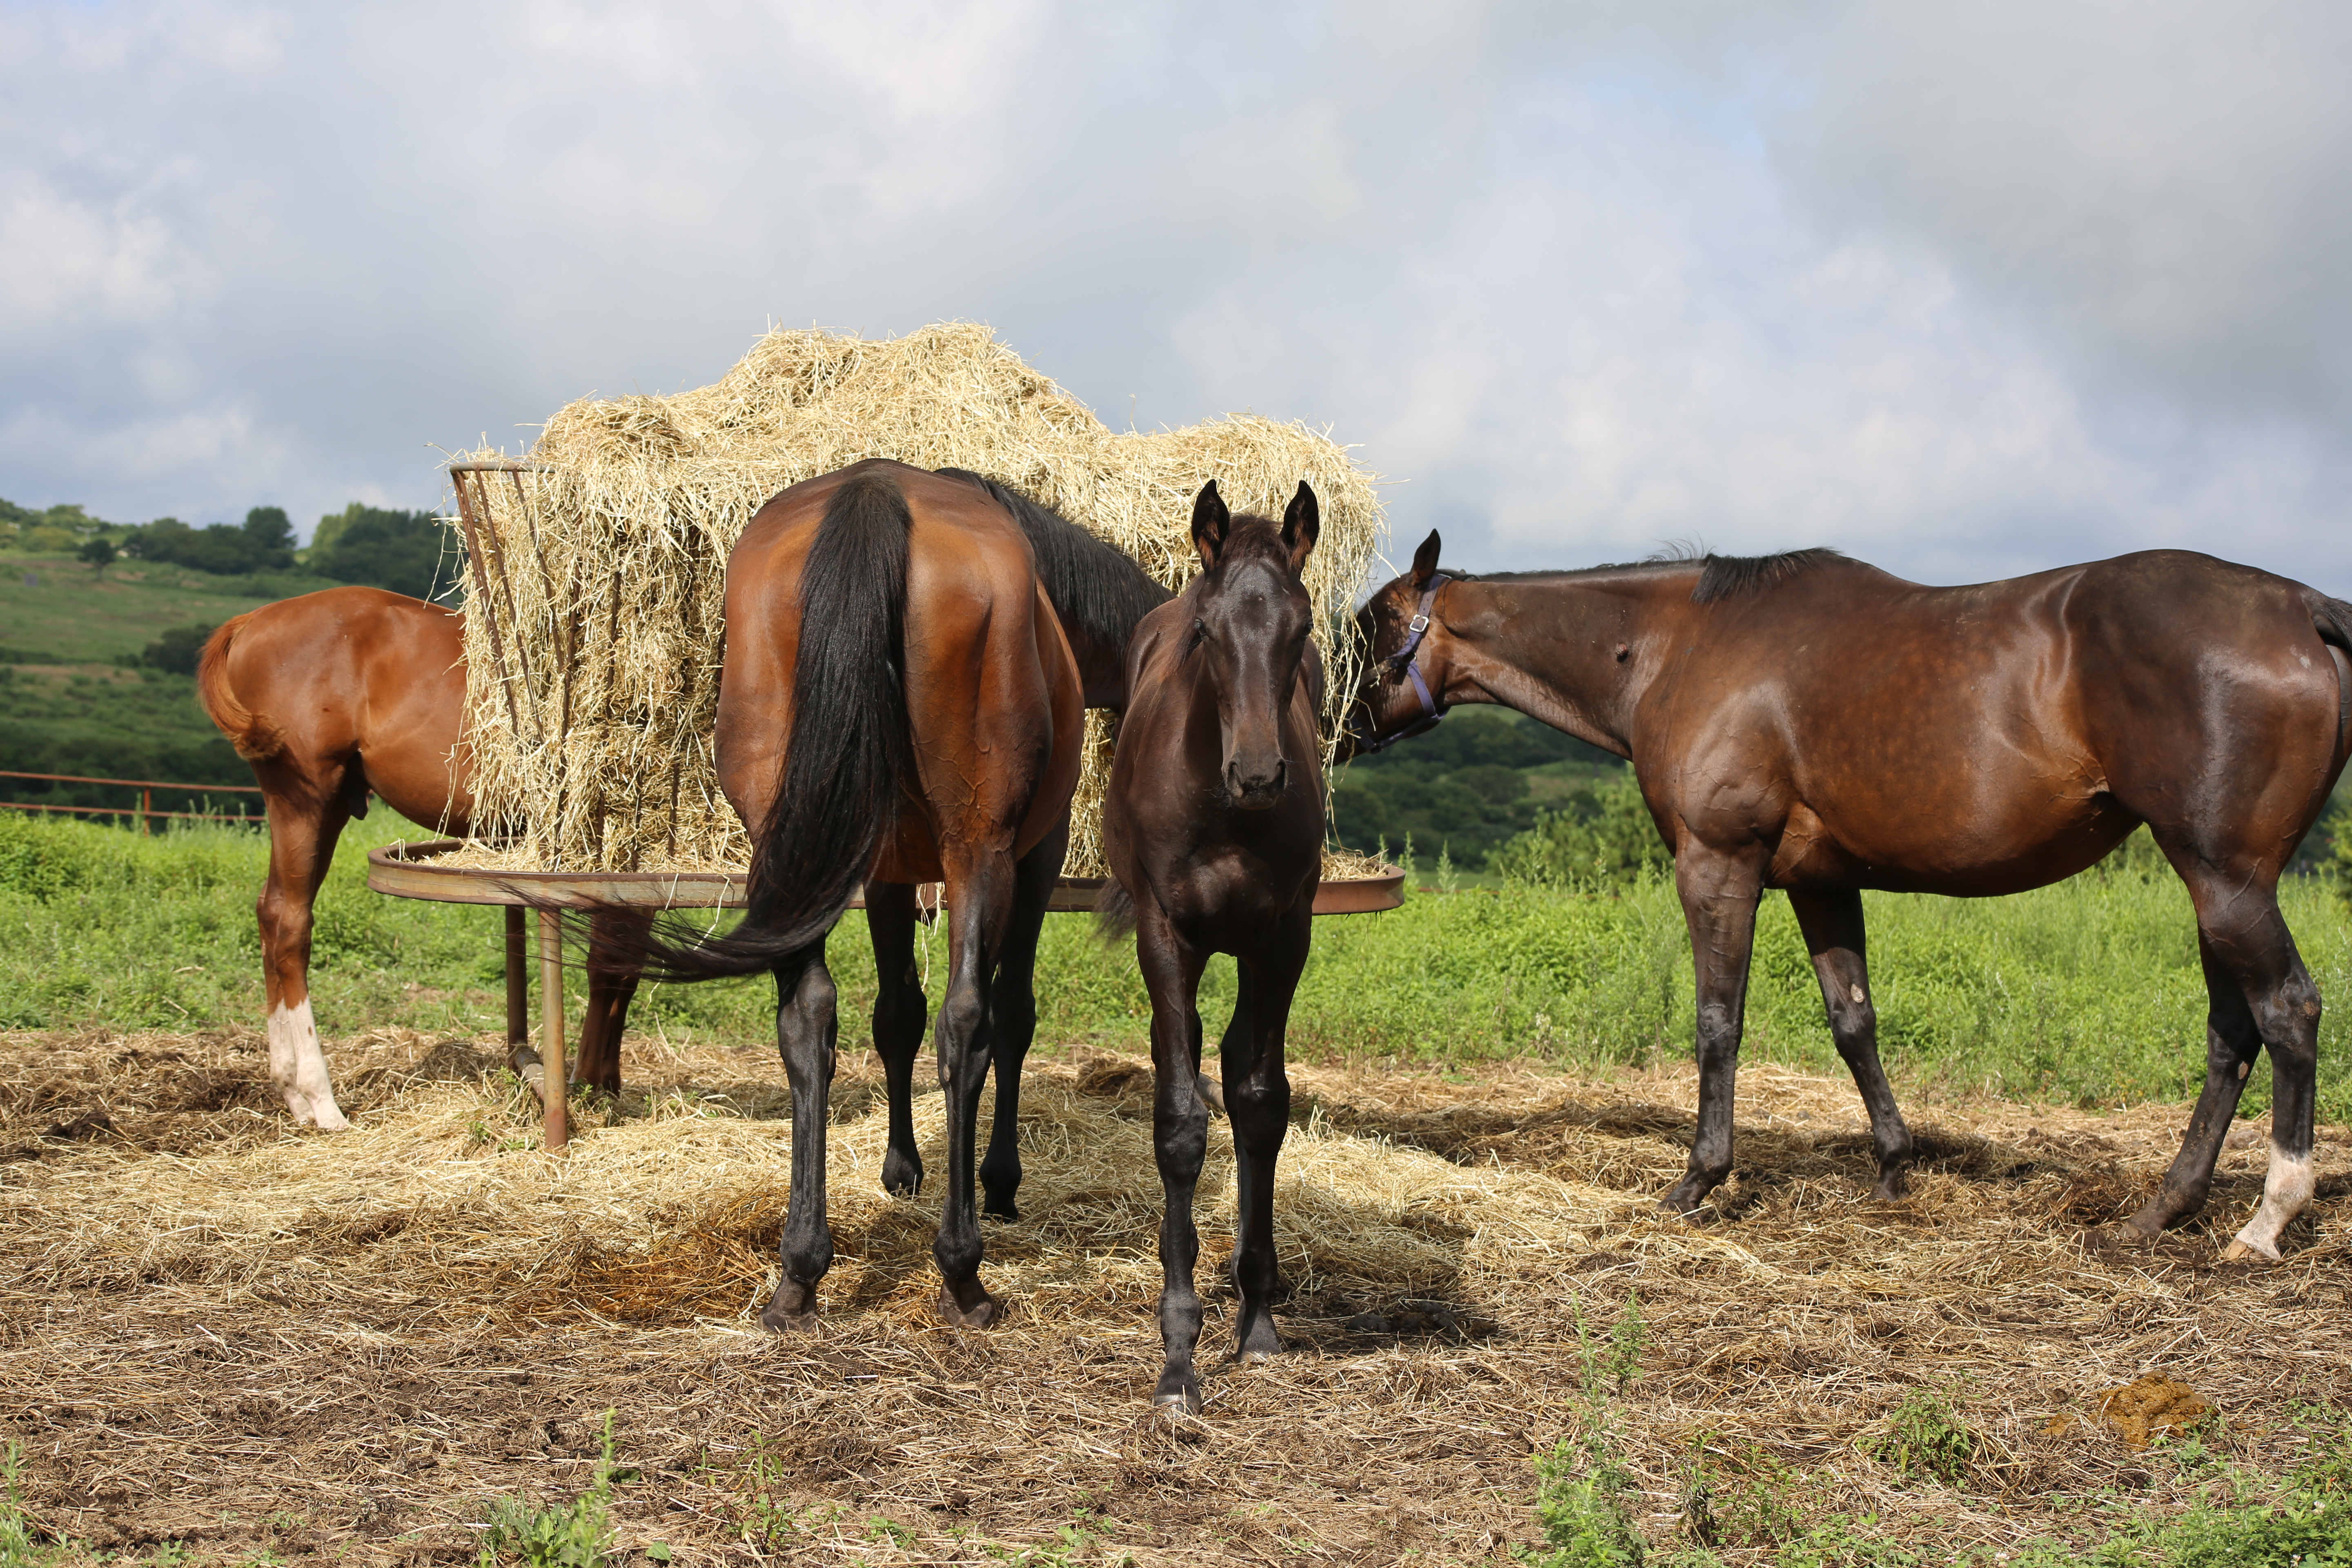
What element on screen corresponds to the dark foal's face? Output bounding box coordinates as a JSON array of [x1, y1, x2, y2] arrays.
[[1188, 480, 1320, 810], [1339, 528, 1446, 760]]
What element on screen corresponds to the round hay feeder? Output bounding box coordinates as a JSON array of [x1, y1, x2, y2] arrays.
[[369, 325, 1405, 1149]]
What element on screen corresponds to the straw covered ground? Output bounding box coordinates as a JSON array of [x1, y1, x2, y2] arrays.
[[1, 1024, 2347, 1564], [447, 323, 1385, 878]]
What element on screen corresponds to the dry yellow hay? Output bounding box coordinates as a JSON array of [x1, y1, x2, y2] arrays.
[[444, 322, 1385, 876], [4, 1026, 2348, 1562]]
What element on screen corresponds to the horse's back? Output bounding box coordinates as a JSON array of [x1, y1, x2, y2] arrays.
[[1651, 551, 2347, 891], [205, 586, 468, 827]]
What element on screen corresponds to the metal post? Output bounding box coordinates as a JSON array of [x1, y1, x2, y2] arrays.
[[504, 906, 528, 1047], [141, 788, 151, 836], [538, 908, 568, 1151]]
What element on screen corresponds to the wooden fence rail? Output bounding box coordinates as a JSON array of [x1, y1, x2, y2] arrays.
[[0, 769, 264, 833]]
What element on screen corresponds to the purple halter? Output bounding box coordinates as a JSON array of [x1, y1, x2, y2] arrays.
[[1350, 573, 1451, 754]]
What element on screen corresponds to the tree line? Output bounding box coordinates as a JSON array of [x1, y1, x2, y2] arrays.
[[1, 495, 455, 602]]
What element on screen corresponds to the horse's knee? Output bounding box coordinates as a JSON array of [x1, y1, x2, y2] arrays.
[[1824, 996, 1878, 1055], [1224, 1076, 1292, 1145], [1154, 1101, 1210, 1178], [934, 983, 989, 1082]]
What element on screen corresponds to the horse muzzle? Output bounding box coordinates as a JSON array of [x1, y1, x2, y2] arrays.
[[1224, 757, 1287, 810]]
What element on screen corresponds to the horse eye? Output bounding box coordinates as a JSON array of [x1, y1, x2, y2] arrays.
[[1193, 618, 1207, 637]]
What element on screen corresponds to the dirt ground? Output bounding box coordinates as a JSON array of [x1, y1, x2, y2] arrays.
[[0, 1024, 2346, 1565]]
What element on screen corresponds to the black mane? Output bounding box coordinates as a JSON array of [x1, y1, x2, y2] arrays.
[[937, 469, 1171, 646], [1449, 546, 1845, 604]]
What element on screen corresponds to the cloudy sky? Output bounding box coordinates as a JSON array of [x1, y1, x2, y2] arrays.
[[4, 0, 2348, 588]]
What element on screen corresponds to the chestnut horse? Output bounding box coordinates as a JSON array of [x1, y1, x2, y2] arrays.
[[1099, 481, 1325, 1410], [594, 459, 1167, 1329], [1345, 539, 2352, 1261], [197, 588, 650, 1124]]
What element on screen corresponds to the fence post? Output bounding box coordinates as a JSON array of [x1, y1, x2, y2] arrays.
[[141, 788, 151, 835]]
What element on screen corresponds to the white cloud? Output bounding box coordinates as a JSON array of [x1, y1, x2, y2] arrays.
[[0, 1, 2343, 586]]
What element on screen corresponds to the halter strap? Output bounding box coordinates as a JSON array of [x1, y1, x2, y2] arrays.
[[1351, 574, 1451, 754]]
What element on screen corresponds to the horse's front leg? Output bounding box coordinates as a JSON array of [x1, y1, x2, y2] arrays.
[[931, 850, 1017, 1327], [255, 776, 352, 1131], [1136, 900, 1213, 1410], [1225, 904, 1307, 1364], [761, 941, 840, 1331], [978, 814, 1066, 1220], [865, 882, 930, 1197], [1660, 849, 1765, 1218], [1788, 889, 1915, 1199]]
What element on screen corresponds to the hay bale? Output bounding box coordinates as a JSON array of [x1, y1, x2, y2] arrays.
[[445, 322, 1384, 875]]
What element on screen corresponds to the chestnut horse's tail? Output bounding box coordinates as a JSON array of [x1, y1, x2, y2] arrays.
[[615, 471, 916, 982], [196, 612, 285, 762]]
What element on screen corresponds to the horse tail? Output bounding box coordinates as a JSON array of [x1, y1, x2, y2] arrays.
[[196, 612, 285, 762], [2308, 588, 2352, 657], [612, 471, 916, 982], [1093, 876, 1138, 943]]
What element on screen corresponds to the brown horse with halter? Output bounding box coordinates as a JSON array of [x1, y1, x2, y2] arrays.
[[1099, 480, 1325, 1410], [588, 459, 1167, 1329], [1345, 537, 2351, 1261], [197, 586, 651, 1125]]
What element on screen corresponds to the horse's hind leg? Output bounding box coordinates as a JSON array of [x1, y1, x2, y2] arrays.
[[2122, 933, 2263, 1244], [865, 881, 930, 1197], [254, 775, 352, 1131], [979, 816, 1066, 1220], [2129, 873, 2321, 1259], [572, 911, 649, 1095], [1788, 889, 1915, 1199], [1225, 906, 1307, 1365], [762, 940, 840, 1330], [930, 849, 1018, 1327], [1137, 901, 1213, 1410]]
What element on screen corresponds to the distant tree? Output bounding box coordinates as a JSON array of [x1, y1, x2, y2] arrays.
[[77, 537, 118, 577], [140, 623, 218, 676], [123, 508, 295, 575], [307, 502, 452, 600]]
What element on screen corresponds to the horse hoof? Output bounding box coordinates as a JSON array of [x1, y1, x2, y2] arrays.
[[1655, 1197, 1712, 1225], [880, 1152, 924, 1197], [1151, 1377, 1202, 1415], [937, 1288, 1004, 1329], [1236, 1349, 1276, 1367], [2221, 1238, 2277, 1264], [759, 1305, 820, 1334], [982, 1200, 1021, 1223]]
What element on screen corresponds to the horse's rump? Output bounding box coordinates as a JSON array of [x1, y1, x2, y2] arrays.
[[196, 611, 287, 762]]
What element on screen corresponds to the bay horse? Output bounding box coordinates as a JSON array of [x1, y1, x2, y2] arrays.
[[1344, 538, 2352, 1261], [197, 587, 650, 1125], [1099, 480, 1325, 1410], [591, 459, 1167, 1329]]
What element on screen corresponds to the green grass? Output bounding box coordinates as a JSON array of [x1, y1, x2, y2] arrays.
[[4, 809, 2347, 1124], [0, 550, 353, 665]]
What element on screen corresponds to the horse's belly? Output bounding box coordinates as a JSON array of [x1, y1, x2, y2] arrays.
[[1774, 790, 2139, 896]]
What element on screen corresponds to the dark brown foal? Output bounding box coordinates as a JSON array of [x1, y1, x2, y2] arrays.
[[1101, 480, 1325, 1410], [1345, 537, 2351, 1260]]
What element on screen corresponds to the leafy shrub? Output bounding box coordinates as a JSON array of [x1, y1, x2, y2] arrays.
[[1866, 1389, 1974, 1486], [1492, 776, 1672, 888]]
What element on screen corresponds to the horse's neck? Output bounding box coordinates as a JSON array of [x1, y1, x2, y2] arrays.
[[1446, 573, 1695, 758]]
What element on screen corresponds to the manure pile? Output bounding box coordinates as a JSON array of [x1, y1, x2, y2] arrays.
[[2, 1025, 2346, 1564], [445, 323, 1384, 876]]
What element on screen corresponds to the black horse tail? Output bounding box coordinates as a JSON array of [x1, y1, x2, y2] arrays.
[[2309, 588, 2352, 658], [590, 471, 914, 983], [1093, 876, 1139, 943]]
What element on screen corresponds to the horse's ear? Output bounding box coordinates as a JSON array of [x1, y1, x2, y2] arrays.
[[1410, 529, 1443, 588], [1191, 480, 1231, 569], [1281, 480, 1320, 569]]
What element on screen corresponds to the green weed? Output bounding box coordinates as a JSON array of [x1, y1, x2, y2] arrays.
[[1, 1444, 42, 1568], [473, 1412, 622, 1568], [1865, 1388, 1976, 1487], [1527, 1429, 1647, 1567]]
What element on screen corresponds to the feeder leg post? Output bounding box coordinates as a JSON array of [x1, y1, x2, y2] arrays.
[[539, 908, 568, 1151], [504, 906, 529, 1048]]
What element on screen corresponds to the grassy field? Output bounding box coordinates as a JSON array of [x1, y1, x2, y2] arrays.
[[0, 550, 352, 664], [4, 808, 2348, 1123], [4, 811, 2351, 1564]]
